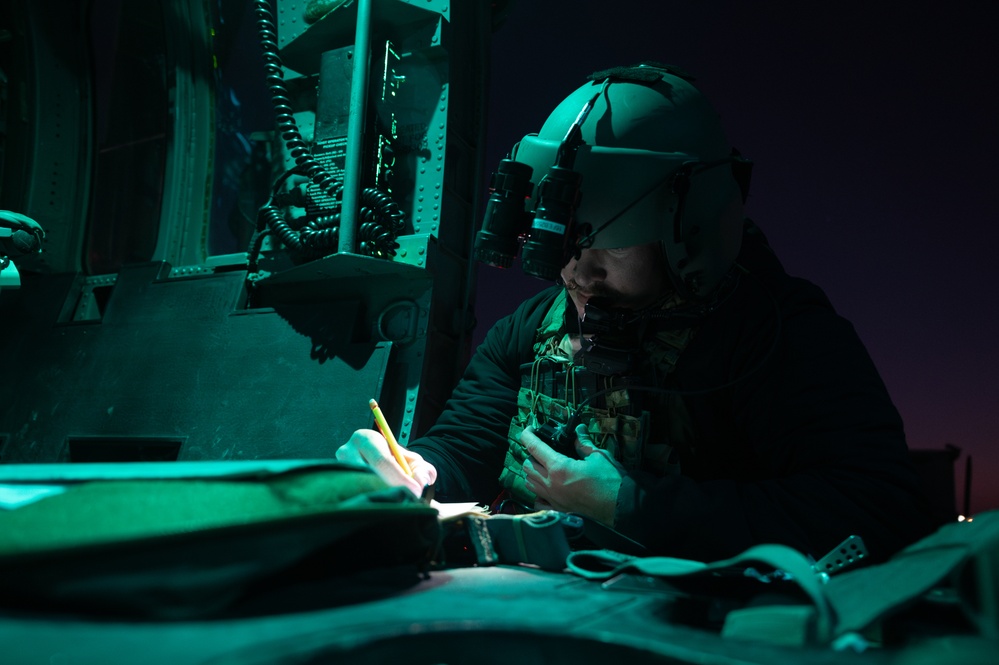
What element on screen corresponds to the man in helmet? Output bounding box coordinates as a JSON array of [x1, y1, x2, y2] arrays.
[[337, 63, 936, 563]]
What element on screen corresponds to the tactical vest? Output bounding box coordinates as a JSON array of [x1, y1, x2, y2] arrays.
[[498, 289, 698, 507]]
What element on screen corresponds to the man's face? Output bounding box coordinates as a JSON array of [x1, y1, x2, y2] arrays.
[[559, 242, 669, 319]]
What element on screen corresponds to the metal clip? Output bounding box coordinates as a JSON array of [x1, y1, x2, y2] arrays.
[[813, 535, 868, 581]]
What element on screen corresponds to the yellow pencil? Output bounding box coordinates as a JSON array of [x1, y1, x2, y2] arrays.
[[369, 398, 414, 477]]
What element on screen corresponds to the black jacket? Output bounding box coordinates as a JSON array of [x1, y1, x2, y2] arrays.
[[410, 226, 937, 562]]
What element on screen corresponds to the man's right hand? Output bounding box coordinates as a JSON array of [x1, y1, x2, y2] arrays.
[[335, 429, 437, 497]]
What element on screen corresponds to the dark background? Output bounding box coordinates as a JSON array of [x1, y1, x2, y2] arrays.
[[473, 1, 998, 514]]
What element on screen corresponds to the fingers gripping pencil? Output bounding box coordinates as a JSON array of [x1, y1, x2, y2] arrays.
[[368, 398, 414, 477]]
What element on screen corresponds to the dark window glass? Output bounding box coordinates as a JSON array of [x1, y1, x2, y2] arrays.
[[207, 0, 274, 257], [85, 0, 169, 275]]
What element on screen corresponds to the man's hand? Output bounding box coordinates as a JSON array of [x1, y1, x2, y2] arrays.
[[335, 429, 437, 497], [520, 424, 625, 526]]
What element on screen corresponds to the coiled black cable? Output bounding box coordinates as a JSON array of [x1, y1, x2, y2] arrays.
[[258, 200, 303, 251], [249, 0, 405, 264], [359, 188, 405, 258], [301, 213, 341, 257]]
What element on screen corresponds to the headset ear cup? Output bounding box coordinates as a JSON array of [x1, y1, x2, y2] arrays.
[[661, 161, 745, 301], [661, 240, 692, 300], [661, 228, 695, 300], [730, 151, 753, 204], [670, 165, 693, 244], [660, 165, 695, 299]]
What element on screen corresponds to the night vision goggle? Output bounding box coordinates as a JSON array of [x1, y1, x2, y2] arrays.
[[473, 149, 743, 283]]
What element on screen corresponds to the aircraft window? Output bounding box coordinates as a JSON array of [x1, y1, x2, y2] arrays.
[[206, 0, 275, 257], [85, 0, 169, 275]]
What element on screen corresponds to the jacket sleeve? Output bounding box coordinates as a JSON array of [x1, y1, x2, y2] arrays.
[[407, 287, 560, 503]]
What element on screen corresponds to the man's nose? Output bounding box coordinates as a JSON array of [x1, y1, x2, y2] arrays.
[[570, 249, 606, 287]]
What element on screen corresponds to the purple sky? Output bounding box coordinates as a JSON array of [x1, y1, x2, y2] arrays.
[[473, 1, 998, 514]]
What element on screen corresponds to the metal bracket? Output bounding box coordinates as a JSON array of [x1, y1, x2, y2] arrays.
[[813, 535, 868, 579]]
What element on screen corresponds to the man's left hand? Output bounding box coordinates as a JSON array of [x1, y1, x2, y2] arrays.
[[521, 423, 625, 526]]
